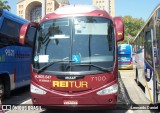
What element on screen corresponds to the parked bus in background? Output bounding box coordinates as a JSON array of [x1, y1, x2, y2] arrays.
[[19, 5, 124, 109], [133, 4, 160, 104], [0, 9, 31, 97], [118, 44, 133, 70]]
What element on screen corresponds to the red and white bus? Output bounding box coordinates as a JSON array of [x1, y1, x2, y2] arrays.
[[19, 5, 124, 109]]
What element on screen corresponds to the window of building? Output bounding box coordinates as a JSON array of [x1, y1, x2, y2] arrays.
[[30, 6, 42, 22], [99, 1, 101, 5], [103, 6, 105, 10], [19, 5, 23, 9], [50, 8, 52, 12], [96, 1, 99, 5], [102, 1, 104, 5]]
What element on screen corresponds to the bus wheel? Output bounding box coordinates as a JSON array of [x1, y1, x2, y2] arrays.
[[136, 69, 140, 86], [3, 79, 11, 98], [0, 79, 4, 98]]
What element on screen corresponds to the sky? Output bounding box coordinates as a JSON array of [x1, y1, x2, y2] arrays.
[[8, 0, 160, 21]]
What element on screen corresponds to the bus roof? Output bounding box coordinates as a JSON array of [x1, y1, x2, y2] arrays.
[[54, 5, 100, 14], [118, 44, 132, 54], [41, 5, 112, 22], [134, 3, 160, 41], [0, 9, 29, 24], [118, 44, 132, 46]]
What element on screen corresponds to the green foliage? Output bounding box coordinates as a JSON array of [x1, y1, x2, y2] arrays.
[[0, 0, 10, 11], [118, 16, 145, 44]]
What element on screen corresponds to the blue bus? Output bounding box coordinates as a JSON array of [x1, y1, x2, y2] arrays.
[[0, 9, 31, 97], [118, 44, 133, 70]]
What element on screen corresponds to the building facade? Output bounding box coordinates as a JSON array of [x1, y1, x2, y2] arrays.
[[17, 0, 69, 22], [92, 0, 115, 17]]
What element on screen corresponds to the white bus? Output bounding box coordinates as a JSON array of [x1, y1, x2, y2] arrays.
[[133, 4, 160, 104]]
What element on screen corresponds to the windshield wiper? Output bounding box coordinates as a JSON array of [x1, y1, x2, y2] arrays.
[[34, 60, 74, 73], [69, 63, 113, 72]]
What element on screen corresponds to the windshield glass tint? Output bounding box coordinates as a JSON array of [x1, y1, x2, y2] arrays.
[[33, 16, 115, 73]]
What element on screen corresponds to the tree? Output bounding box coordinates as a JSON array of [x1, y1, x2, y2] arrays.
[[119, 16, 145, 44], [0, 0, 11, 11]]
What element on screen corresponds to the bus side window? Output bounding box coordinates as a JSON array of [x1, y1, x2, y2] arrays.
[[156, 22, 160, 67], [145, 30, 153, 66], [1, 18, 21, 39]]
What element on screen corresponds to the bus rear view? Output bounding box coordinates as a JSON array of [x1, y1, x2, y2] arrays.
[[118, 44, 133, 70], [19, 5, 124, 109]]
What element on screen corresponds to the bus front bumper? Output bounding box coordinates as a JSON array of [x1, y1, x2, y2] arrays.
[[118, 64, 133, 70], [31, 81, 118, 110], [31, 95, 117, 110]]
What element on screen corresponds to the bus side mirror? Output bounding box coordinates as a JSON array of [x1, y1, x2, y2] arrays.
[[113, 17, 124, 42], [19, 22, 39, 45]]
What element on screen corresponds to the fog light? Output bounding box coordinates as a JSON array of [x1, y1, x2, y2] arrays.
[[33, 98, 37, 103], [108, 99, 112, 102]]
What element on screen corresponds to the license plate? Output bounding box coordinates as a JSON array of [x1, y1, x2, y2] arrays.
[[63, 100, 78, 105]]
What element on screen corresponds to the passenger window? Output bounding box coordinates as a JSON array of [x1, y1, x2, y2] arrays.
[[1, 18, 21, 39], [145, 30, 153, 66]]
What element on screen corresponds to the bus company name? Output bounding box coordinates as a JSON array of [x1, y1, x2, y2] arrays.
[[53, 81, 88, 88], [5, 49, 14, 56]]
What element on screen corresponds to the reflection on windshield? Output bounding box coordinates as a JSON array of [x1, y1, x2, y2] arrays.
[[33, 16, 115, 73]]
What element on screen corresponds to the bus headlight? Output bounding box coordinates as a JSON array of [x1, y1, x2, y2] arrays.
[[97, 84, 118, 95], [31, 84, 46, 95]]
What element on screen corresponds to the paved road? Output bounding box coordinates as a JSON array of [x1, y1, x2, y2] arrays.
[[119, 70, 152, 113], [1, 70, 159, 113]]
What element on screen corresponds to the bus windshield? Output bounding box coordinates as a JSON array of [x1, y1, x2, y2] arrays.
[[33, 16, 115, 74]]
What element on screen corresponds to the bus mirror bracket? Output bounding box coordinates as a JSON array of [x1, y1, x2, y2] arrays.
[[113, 17, 124, 42], [19, 22, 39, 45]]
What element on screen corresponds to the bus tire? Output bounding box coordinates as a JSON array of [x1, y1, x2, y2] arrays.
[[0, 79, 4, 98], [136, 69, 140, 86], [4, 80, 11, 98], [1, 75, 11, 98]]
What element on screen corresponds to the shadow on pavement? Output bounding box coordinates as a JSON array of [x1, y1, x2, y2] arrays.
[[2, 85, 30, 105], [119, 71, 159, 113]]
